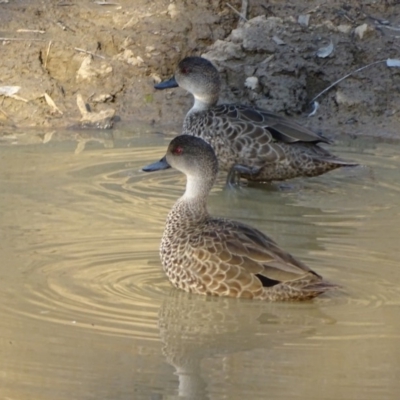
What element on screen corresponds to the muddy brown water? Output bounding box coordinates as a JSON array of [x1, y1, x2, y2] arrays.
[[1, 129, 400, 399]]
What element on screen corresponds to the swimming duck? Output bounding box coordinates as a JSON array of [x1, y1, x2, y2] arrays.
[[147, 56, 357, 185], [143, 135, 335, 301]]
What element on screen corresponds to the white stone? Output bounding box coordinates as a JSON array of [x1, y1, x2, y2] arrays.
[[354, 23, 369, 39], [245, 76, 259, 90]]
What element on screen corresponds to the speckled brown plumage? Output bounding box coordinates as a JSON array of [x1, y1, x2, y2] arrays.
[[147, 135, 335, 301], [154, 56, 357, 183]]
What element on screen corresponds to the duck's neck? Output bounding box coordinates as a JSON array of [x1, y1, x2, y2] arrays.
[[189, 93, 219, 113], [171, 174, 214, 224]]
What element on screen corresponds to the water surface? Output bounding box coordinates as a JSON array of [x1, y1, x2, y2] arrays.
[[0, 130, 399, 400]]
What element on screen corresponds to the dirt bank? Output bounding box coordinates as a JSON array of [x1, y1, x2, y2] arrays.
[[0, 0, 399, 138]]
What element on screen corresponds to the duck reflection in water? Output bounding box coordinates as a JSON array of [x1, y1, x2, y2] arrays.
[[158, 289, 336, 399]]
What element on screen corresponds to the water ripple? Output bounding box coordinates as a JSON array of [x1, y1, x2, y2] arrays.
[[13, 237, 171, 339], [2, 135, 400, 344]]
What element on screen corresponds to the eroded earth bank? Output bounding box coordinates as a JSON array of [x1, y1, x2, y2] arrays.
[[0, 0, 399, 140]]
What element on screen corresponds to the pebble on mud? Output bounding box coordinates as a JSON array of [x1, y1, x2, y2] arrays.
[[76, 56, 113, 81], [114, 50, 144, 66], [316, 40, 334, 58], [298, 14, 310, 27], [272, 35, 285, 46], [92, 94, 113, 103], [77, 93, 115, 129], [167, 4, 179, 18], [245, 77, 259, 90], [80, 108, 115, 129], [205, 16, 286, 61], [337, 24, 352, 34], [233, 16, 283, 52], [354, 23, 372, 39], [203, 40, 244, 62]]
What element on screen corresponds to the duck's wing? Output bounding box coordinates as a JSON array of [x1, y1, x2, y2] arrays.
[[212, 104, 331, 144], [190, 218, 321, 287]]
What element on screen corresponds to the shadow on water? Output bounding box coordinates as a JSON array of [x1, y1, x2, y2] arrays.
[[0, 129, 400, 399]]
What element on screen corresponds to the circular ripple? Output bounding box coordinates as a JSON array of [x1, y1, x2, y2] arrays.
[[68, 144, 187, 226], [1, 142, 183, 339], [14, 237, 172, 339]]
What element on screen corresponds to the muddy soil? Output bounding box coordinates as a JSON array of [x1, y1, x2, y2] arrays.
[[0, 0, 399, 138]]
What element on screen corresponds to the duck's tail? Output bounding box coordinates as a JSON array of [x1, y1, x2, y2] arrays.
[[296, 142, 359, 168], [265, 276, 339, 301], [316, 155, 359, 167]]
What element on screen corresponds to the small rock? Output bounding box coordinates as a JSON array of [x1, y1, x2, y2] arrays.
[[76, 56, 112, 81], [114, 50, 144, 66], [316, 40, 334, 58], [245, 76, 259, 90], [0, 86, 20, 96], [337, 24, 352, 34], [77, 93, 115, 129], [230, 27, 244, 43], [354, 23, 371, 39], [167, 4, 179, 19], [202, 40, 244, 62], [92, 94, 113, 103], [80, 108, 115, 129], [151, 73, 162, 84], [298, 14, 310, 27], [121, 36, 135, 48], [272, 35, 285, 46]]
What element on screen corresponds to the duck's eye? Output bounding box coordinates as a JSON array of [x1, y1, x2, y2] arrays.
[[180, 67, 190, 74], [173, 146, 184, 155]]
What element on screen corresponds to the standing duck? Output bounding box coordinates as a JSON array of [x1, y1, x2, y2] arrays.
[[143, 135, 335, 301], [147, 56, 357, 184]]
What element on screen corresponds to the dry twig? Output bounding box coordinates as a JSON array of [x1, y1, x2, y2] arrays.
[[0, 37, 45, 41], [0, 107, 10, 119], [310, 60, 386, 103], [44, 40, 52, 68], [226, 3, 248, 22], [74, 47, 105, 59], [240, 0, 248, 22], [17, 29, 46, 34], [93, 1, 120, 5], [44, 93, 63, 115]]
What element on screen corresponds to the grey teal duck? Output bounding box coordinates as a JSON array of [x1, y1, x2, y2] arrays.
[[143, 135, 335, 301], [149, 56, 357, 184]]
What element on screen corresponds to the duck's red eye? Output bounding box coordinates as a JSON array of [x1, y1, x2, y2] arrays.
[[181, 67, 190, 74], [173, 146, 183, 155]]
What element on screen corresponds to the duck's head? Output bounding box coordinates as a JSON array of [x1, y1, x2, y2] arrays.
[[155, 57, 221, 109], [143, 135, 218, 175], [167, 135, 218, 176], [142, 135, 218, 197]]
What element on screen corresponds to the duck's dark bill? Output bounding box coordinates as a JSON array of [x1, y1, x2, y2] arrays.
[[154, 77, 178, 90], [142, 156, 171, 172]]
